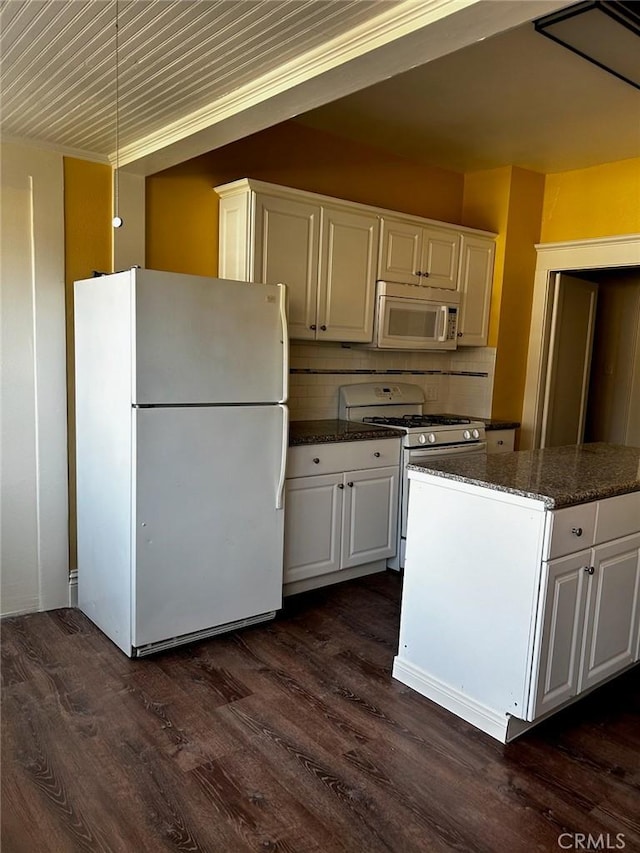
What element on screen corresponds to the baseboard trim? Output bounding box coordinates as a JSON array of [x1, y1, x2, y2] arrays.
[[392, 656, 514, 743], [68, 570, 78, 607], [283, 561, 386, 596]]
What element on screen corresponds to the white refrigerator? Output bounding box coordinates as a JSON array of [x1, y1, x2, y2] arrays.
[[74, 268, 289, 656]]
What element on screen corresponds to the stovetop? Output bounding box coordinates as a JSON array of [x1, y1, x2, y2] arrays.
[[338, 383, 485, 448], [363, 414, 474, 430]]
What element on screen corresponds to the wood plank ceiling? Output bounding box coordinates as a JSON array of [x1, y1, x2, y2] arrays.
[[0, 0, 402, 157]]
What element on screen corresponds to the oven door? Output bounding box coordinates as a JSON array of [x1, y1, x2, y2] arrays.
[[401, 442, 487, 539]]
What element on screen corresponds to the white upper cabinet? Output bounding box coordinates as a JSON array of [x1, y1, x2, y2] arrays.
[[457, 234, 495, 347], [216, 179, 378, 342], [216, 179, 496, 347], [317, 204, 378, 343], [379, 216, 460, 290], [254, 193, 320, 339]]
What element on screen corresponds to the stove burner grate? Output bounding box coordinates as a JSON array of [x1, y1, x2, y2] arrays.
[[363, 414, 472, 428]]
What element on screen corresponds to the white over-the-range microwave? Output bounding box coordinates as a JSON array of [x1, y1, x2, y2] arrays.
[[363, 280, 460, 351]]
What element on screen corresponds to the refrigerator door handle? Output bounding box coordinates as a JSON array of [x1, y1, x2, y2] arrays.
[[278, 283, 289, 404], [276, 404, 288, 510]]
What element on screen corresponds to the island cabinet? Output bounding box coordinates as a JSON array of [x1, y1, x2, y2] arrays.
[[393, 474, 640, 743], [215, 179, 378, 342], [284, 439, 400, 595], [534, 495, 640, 718]]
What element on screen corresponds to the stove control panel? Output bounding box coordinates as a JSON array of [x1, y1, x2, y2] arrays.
[[417, 433, 436, 445]]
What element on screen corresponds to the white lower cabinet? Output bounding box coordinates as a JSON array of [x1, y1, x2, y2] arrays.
[[580, 534, 640, 690], [533, 533, 640, 718], [284, 473, 342, 581], [341, 466, 399, 568], [485, 429, 515, 454], [284, 440, 400, 593], [532, 550, 590, 718]]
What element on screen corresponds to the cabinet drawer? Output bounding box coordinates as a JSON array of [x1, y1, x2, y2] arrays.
[[287, 439, 400, 478], [545, 502, 597, 560], [486, 430, 515, 454], [595, 491, 640, 544]]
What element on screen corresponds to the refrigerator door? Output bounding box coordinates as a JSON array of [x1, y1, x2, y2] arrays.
[[132, 404, 286, 649], [133, 269, 287, 405]]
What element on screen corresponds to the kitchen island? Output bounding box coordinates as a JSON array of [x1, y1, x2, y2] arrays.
[[393, 443, 640, 742]]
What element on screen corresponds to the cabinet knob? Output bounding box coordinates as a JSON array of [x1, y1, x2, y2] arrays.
[[374, 452, 381, 457], [313, 457, 320, 464], [320, 324, 327, 331], [584, 565, 595, 575], [337, 483, 344, 490], [497, 440, 504, 446], [414, 271, 422, 277], [572, 527, 583, 537], [457, 332, 463, 337], [347, 481, 354, 488], [423, 271, 430, 278], [310, 324, 317, 330]]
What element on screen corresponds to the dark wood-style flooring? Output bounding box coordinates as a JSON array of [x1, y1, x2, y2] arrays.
[[2, 572, 639, 852]]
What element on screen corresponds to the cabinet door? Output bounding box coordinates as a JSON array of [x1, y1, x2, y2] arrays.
[[283, 474, 342, 584], [378, 217, 422, 284], [420, 226, 460, 291], [254, 194, 320, 340], [579, 533, 640, 692], [486, 429, 515, 454], [530, 551, 590, 719], [457, 235, 494, 346], [341, 466, 399, 568], [317, 206, 379, 342]]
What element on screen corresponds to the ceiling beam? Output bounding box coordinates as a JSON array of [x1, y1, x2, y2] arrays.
[[120, 0, 572, 176]]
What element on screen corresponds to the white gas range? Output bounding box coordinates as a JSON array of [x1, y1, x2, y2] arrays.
[[339, 382, 487, 570]]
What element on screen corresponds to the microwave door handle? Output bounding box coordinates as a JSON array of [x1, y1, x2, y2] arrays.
[[438, 305, 448, 341]]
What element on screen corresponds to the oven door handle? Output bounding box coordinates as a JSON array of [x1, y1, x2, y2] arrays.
[[408, 441, 487, 461]]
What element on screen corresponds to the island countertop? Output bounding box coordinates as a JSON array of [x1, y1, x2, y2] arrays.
[[408, 442, 640, 508]]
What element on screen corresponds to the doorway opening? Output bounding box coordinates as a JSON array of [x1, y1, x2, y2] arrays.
[[521, 235, 640, 450], [541, 267, 640, 448]]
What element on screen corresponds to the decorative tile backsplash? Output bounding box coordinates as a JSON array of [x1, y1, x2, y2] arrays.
[[288, 342, 496, 420]]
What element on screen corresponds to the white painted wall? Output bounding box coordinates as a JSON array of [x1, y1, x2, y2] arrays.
[[1, 143, 69, 615]]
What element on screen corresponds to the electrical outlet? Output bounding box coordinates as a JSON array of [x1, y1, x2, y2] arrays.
[[424, 385, 439, 401]]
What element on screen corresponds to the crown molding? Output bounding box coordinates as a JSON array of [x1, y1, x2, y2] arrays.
[[535, 234, 640, 253], [0, 134, 110, 164]]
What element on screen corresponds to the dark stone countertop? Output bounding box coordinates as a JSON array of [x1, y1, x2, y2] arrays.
[[440, 413, 520, 431], [408, 443, 640, 508], [289, 419, 402, 446]]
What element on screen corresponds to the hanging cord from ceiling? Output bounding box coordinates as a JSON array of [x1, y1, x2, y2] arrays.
[[112, 0, 123, 229]]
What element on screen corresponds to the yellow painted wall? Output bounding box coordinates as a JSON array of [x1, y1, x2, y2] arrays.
[[463, 166, 545, 425], [64, 158, 113, 283], [146, 120, 464, 275], [494, 168, 545, 422], [64, 156, 112, 570], [541, 157, 640, 243], [461, 166, 512, 349]]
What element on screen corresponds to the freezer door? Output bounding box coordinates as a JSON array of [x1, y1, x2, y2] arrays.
[[132, 405, 285, 648], [133, 269, 287, 404]]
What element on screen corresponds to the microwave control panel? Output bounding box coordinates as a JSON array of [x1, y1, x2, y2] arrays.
[[446, 307, 458, 340]]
